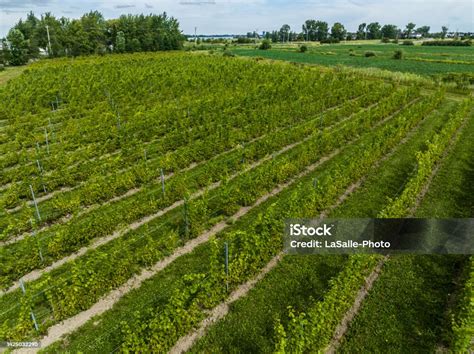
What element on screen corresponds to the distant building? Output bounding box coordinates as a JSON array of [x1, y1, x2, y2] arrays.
[[408, 33, 423, 39]]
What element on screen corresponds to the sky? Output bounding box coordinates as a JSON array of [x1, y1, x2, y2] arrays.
[[0, 0, 472, 37]]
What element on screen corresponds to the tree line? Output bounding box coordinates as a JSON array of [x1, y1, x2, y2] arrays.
[[1, 11, 185, 66], [256, 21, 463, 43]]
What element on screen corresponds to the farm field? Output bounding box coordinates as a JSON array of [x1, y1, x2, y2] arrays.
[[230, 43, 474, 76], [0, 52, 472, 353]]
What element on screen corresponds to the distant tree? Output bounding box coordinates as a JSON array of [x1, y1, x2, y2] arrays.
[[115, 31, 126, 52], [381, 25, 398, 39], [366, 22, 381, 39], [6, 29, 29, 65], [130, 38, 141, 52], [271, 30, 279, 43], [35, 13, 67, 57], [356, 23, 366, 39], [14, 12, 40, 58], [303, 20, 317, 41], [331, 22, 346, 41], [0, 38, 11, 64], [279, 24, 291, 42], [441, 26, 448, 39], [416, 26, 430, 37], [66, 19, 90, 56], [405, 22, 416, 38], [80, 11, 106, 54], [314, 21, 329, 41]]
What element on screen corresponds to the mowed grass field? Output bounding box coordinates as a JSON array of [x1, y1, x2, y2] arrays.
[[230, 42, 474, 76], [0, 66, 27, 86]]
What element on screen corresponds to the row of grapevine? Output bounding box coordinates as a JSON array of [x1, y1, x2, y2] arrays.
[[379, 98, 472, 217], [449, 257, 474, 352]]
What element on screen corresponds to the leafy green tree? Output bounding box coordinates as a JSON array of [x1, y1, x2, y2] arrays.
[[330, 22, 346, 40], [381, 24, 399, 39], [80, 11, 106, 54], [416, 26, 430, 37], [115, 31, 126, 52], [279, 24, 290, 42], [66, 19, 90, 56], [14, 12, 40, 58], [6, 29, 29, 65], [366, 22, 381, 39], [405, 22, 416, 37], [441, 26, 448, 39], [271, 30, 279, 43], [0, 38, 11, 65], [303, 20, 316, 41], [314, 21, 328, 41], [356, 23, 366, 39]]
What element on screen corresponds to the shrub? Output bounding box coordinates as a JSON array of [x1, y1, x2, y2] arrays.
[[392, 39, 399, 44], [393, 50, 404, 60], [402, 40, 414, 46], [223, 51, 235, 57], [364, 51, 376, 57], [0, 64, 4, 72], [235, 37, 253, 44], [259, 39, 271, 50], [299, 45, 308, 53], [349, 52, 356, 56], [320, 38, 340, 44], [381, 37, 390, 43], [422, 40, 472, 47]]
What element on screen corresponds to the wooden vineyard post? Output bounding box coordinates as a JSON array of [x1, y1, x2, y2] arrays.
[[29, 185, 42, 222], [36, 160, 47, 193], [224, 242, 229, 292], [19, 279, 40, 332], [183, 197, 189, 238], [160, 168, 165, 196], [44, 128, 50, 154], [31, 219, 44, 263], [36, 159, 42, 173]]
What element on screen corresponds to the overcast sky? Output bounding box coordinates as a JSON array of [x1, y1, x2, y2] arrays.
[[0, 0, 472, 37]]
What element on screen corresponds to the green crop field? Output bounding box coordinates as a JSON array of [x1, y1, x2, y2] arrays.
[[0, 52, 472, 353], [229, 43, 474, 77]]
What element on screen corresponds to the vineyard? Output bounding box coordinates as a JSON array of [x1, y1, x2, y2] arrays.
[[0, 52, 472, 353]]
